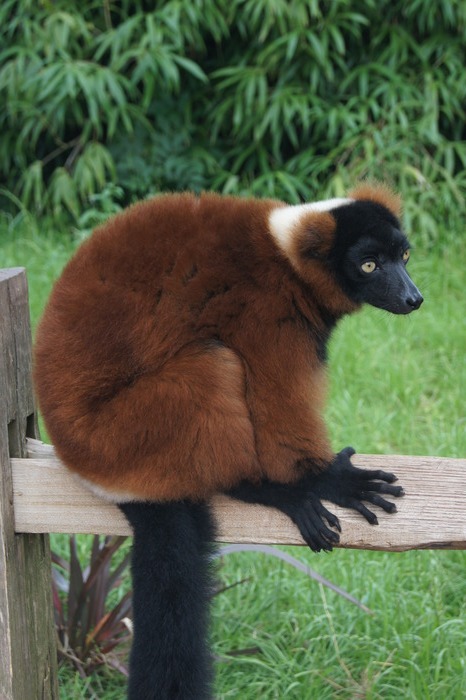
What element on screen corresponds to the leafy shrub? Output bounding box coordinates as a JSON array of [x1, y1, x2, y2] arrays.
[[0, 0, 465, 239], [52, 535, 132, 676]]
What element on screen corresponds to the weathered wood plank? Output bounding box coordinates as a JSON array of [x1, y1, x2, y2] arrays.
[[0, 270, 59, 700], [12, 440, 466, 551]]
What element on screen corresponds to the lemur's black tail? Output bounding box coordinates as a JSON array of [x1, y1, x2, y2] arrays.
[[118, 500, 216, 700]]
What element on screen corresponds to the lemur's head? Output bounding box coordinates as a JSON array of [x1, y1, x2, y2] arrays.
[[269, 183, 423, 315]]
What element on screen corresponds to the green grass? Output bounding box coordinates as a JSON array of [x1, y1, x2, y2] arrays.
[[1, 212, 465, 699], [213, 549, 466, 699]]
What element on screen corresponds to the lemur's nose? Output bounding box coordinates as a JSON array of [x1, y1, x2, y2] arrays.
[[406, 293, 423, 310]]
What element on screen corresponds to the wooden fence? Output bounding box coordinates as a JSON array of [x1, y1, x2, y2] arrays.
[[1, 267, 465, 699]]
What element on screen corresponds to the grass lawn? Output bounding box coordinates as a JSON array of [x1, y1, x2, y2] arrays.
[[1, 210, 464, 699]]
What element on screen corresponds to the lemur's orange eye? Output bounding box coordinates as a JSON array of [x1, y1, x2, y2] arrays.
[[361, 260, 376, 273], [402, 249, 410, 262]]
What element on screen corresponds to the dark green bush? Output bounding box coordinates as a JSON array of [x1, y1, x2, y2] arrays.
[[0, 0, 465, 239]]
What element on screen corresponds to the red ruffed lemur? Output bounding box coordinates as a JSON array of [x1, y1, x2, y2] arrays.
[[34, 183, 423, 699]]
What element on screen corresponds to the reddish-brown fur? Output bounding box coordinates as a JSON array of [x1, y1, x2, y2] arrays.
[[34, 190, 386, 501], [349, 182, 402, 218], [289, 211, 358, 316]]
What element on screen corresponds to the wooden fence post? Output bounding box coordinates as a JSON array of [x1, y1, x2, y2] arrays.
[[0, 269, 58, 699]]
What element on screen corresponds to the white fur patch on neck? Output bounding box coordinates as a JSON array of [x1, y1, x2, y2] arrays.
[[269, 198, 353, 253]]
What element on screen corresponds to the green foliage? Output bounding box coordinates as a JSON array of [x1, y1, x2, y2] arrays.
[[0, 0, 465, 238], [74, 184, 124, 241]]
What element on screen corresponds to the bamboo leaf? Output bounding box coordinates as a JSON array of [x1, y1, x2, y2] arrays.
[[173, 55, 208, 83]]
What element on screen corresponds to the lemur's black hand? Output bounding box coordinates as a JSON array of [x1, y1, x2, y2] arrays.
[[307, 446, 405, 526], [226, 480, 342, 553]]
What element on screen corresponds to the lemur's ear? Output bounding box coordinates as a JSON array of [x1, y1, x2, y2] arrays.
[[292, 211, 336, 261], [268, 205, 338, 266], [349, 182, 402, 219], [285, 207, 357, 316]]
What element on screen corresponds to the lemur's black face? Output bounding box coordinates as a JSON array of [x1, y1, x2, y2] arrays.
[[331, 201, 423, 315]]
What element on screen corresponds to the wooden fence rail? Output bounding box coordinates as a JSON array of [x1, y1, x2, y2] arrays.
[[13, 440, 466, 551], [1, 267, 465, 699]]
